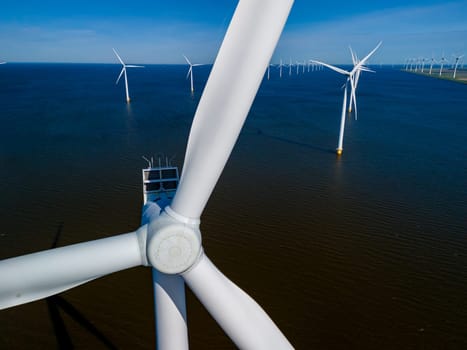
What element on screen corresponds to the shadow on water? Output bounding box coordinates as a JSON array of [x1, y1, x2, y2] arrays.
[[253, 128, 335, 154], [46, 223, 118, 350]]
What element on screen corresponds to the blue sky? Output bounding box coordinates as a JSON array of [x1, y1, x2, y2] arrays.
[[0, 0, 466, 64]]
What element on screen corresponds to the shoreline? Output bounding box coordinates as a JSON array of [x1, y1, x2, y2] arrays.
[[403, 68, 467, 84]]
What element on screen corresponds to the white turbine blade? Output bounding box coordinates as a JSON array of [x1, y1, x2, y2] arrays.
[[116, 67, 125, 84], [112, 48, 125, 65], [0, 228, 146, 309], [310, 60, 349, 75], [358, 41, 382, 66], [183, 254, 292, 350], [186, 66, 192, 80], [349, 75, 358, 120], [192, 63, 204, 67], [358, 65, 375, 73], [349, 46, 357, 65], [126, 65, 144, 68], [183, 54, 192, 66], [170, 0, 293, 220]]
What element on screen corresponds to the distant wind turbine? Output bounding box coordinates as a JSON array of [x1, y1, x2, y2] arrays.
[[439, 53, 448, 76], [113, 48, 144, 103], [311, 41, 382, 155], [421, 58, 426, 73], [429, 56, 436, 75], [452, 54, 464, 79], [267, 63, 275, 80], [183, 55, 204, 93], [289, 57, 292, 76], [348, 42, 381, 115], [278, 58, 284, 78]]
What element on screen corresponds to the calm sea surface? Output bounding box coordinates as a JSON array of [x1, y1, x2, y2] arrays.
[[0, 63, 466, 349]]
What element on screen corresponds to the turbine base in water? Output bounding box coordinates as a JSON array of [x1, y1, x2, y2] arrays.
[[336, 148, 343, 156]]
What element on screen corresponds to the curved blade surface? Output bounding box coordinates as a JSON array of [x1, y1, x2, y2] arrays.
[[171, 0, 294, 220], [0, 230, 145, 309], [183, 254, 293, 350]]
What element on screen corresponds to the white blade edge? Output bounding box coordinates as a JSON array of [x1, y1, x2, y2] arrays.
[[183, 54, 191, 66], [170, 0, 294, 220], [186, 66, 192, 80], [310, 60, 349, 75], [0, 228, 146, 309], [192, 64, 204, 67], [356, 41, 382, 69], [358, 66, 375, 73], [349, 46, 357, 65], [112, 48, 125, 65], [183, 254, 293, 350], [116, 67, 125, 84], [126, 65, 145, 68]]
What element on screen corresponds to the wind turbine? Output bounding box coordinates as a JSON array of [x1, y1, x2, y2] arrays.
[[313, 42, 381, 120], [183, 55, 204, 93], [113, 48, 144, 103], [429, 56, 436, 75], [347, 43, 382, 115], [311, 42, 382, 155], [289, 57, 292, 76], [267, 62, 274, 80], [278, 58, 284, 78], [0, 1, 295, 350], [421, 58, 426, 73], [439, 53, 448, 76], [452, 54, 464, 79]]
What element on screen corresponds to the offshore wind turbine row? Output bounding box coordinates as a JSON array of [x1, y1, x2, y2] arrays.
[[2, 44, 379, 159], [404, 53, 464, 79]]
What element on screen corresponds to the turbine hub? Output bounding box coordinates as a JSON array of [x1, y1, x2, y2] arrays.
[[146, 208, 202, 274]]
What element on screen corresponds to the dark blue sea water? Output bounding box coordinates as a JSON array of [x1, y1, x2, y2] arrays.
[[1, 63, 466, 349]]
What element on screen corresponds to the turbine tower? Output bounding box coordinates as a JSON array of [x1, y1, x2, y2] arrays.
[[452, 54, 464, 79], [113, 48, 144, 103], [0, 1, 295, 349], [311, 41, 381, 155], [429, 56, 436, 75], [439, 53, 448, 76], [278, 58, 284, 78], [183, 55, 204, 93]]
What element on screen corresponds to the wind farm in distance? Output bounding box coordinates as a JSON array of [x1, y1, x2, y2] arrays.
[[1, 1, 467, 349], [404, 54, 467, 83]]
